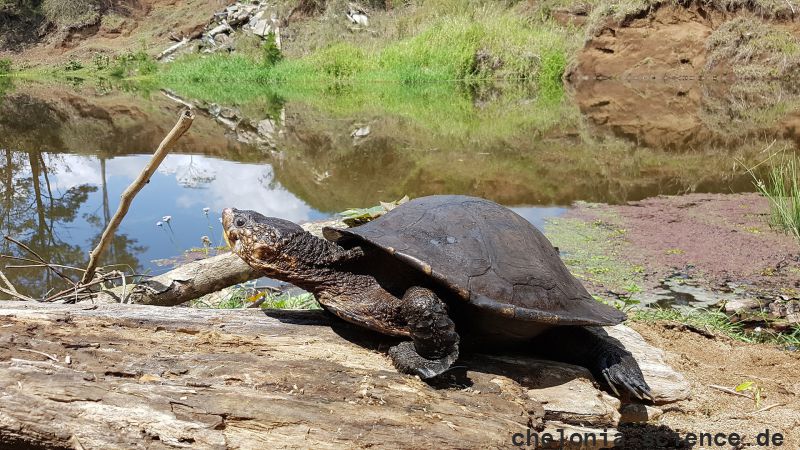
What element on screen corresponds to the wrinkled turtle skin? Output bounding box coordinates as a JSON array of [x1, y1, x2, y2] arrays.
[[223, 195, 652, 401]]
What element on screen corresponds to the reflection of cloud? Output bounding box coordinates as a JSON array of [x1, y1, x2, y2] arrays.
[[184, 159, 312, 222], [45, 155, 102, 190], [510, 206, 567, 231], [43, 153, 314, 223]]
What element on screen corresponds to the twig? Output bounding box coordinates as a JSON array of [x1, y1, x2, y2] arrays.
[[4, 263, 86, 272], [0, 268, 37, 301], [81, 109, 195, 284], [45, 273, 151, 303], [751, 403, 784, 414], [708, 384, 752, 399], [19, 348, 59, 362], [4, 236, 75, 287]]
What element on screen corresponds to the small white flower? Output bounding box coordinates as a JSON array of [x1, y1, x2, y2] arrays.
[[162, 215, 172, 223], [156, 221, 163, 227]]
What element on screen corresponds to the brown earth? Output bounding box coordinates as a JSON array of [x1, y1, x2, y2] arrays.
[[628, 320, 800, 449], [569, 1, 799, 81], [0, 0, 227, 68]]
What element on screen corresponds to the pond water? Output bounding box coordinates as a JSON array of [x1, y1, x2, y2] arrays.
[[1, 79, 798, 298]]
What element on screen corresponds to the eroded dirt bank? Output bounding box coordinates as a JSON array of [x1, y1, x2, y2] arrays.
[[569, 1, 800, 81]]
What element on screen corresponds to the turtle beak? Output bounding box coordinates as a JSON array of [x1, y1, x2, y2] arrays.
[[222, 208, 236, 248]]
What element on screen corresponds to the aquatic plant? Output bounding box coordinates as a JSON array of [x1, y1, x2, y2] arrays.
[[752, 156, 800, 241]]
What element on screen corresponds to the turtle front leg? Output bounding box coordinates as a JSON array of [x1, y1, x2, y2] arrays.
[[388, 287, 460, 379], [537, 326, 653, 402]]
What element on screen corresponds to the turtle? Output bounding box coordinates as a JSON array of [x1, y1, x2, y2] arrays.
[[222, 195, 652, 400]]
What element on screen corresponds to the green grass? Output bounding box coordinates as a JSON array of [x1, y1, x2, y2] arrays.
[[631, 307, 800, 347], [191, 286, 321, 310], [545, 212, 645, 303], [0, 58, 11, 75], [162, 12, 574, 87], [752, 155, 800, 241]]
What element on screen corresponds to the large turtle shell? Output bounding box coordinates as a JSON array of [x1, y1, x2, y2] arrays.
[[323, 195, 625, 326]]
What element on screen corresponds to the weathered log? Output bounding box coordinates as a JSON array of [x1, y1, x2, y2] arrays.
[[87, 252, 260, 305], [0, 301, 688, 449], [84, 220, 340, 306]]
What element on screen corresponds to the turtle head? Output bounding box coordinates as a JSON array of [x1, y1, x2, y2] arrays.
[[222, 208, 304, 269]]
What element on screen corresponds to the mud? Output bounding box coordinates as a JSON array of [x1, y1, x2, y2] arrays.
[[572, 193, 799, 293]]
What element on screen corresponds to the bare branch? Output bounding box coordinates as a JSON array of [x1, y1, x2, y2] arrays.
[[81, 109, 195, 284]]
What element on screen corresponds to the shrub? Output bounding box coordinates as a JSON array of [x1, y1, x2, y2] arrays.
[[262, 32, 283, 67], [0, 58, 11, 74]]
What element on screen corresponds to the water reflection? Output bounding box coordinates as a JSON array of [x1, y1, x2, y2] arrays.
[[1, 79, 799, 299]]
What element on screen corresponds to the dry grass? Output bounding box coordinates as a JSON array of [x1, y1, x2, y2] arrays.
[[42, 0, 101, 28], [706, 17, 800, 78]]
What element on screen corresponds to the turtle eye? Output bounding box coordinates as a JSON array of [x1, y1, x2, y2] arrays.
[[234, 217, 247, 227]]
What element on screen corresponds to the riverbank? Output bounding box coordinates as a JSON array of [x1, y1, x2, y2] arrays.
[[4, 0, 800, 89], [547, 193, 800, 343]]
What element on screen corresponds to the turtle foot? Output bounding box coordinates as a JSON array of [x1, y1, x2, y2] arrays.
[[599, 352, 654, 402], [388, 341, 459, 379]]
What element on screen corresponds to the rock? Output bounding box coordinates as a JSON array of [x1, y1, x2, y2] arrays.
[[351, 125, 371, 138], [769, 299, 800, 324], [347, 2, 369, 27], [619, 404, 664, 423], [207, 21, 231, 37], [722, 297, 763, 313], [601, 325, 691, 404], [258, 118, 276, 136], [251, 19, 271, 37]]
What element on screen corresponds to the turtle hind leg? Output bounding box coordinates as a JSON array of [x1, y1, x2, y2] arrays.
[[388, 286, 460, 379], [536, 326, 653, 402]]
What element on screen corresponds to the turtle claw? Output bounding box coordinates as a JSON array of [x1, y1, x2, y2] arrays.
[[600, 353, 654, 402], [388, 341, 459, 379]]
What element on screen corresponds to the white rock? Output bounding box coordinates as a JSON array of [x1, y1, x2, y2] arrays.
[[251, 19, 271, 37], [351, 126, 371, 138], [258, 119, 276, 136]]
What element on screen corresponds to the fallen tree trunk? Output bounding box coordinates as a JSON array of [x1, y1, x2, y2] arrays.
[[87, 252, 260, 305], [84, 220, 340, 306], [0, 301, 689, 449]]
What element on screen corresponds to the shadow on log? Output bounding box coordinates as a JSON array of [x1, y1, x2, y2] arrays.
[[0, 302, 689, 449]]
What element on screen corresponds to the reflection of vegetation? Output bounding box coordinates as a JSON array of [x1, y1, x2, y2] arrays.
[[700, 82, 800, 137], [0, 150, 145, 298]]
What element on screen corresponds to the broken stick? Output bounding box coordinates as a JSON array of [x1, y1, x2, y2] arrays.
[[81, 109, 195, 284]]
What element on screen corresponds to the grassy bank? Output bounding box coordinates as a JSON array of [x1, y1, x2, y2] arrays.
[[160, 3, 576, 89]]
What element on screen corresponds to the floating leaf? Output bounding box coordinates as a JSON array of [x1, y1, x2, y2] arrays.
[[339, 196, 411, 227]]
